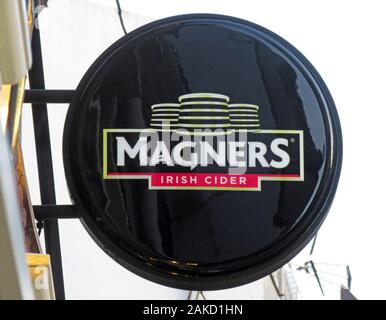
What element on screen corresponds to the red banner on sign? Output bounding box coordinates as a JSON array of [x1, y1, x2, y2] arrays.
[[107, 172, 300, 190]]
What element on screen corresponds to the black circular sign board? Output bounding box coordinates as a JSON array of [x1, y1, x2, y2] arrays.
[[63, 14, 342, 290]]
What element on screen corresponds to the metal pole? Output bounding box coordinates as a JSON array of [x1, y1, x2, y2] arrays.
[[269, 274, 284, 299], [28, 27, 65, 300]]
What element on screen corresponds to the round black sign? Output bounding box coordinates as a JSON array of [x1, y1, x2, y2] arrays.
[[63, 14, 342, 290]]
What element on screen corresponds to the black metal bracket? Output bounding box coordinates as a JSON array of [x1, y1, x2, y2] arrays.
[[28, 27, 67, 300], [24, 89, 75, 104], [33, 205, 80, 220]]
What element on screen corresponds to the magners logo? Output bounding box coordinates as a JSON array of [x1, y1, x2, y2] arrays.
[[103, 93, 304, 191]]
